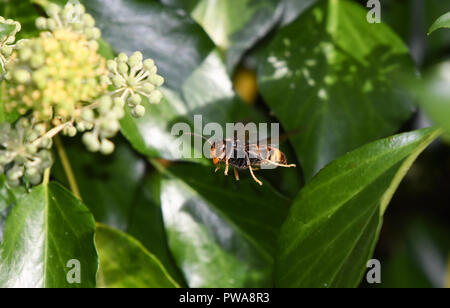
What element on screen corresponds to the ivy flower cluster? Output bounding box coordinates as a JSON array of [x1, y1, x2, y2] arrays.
[[0, 2, 164, 187], [0, 119, 52, 187]]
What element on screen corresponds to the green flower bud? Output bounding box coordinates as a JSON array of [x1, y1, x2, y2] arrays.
[[100, 139, 115, 155], [81, 108, 95, 122], [82, 132, 100, 152], [1, 46, 13, 56], [128, 94, 142, 107], [131, 105, 146, 118], [82, 14, 95, 28], [149, 75, 164, 87], [113, 97, 125, 108], [77, 122, 87, 132], [7, 165, 24, 181], [47, 3, 61, 17], [63, 126, 77, 137], [38, 151, 53, 169], [13, 69, 31, 83], [30, 54, 45, 69], [99, 95, 112, 114], [33, 123, 47, 136], [14, 154, 27, 165], [107, 60, 117, 71], [111, 106, 125, 119], [39, 137, 53, 149], [143, 59, 155, 71], [47, 18, 57, 31], [100, 75, 111, 85], [74, 3, 86, 15], [112, 75, 125, 88], [100, 120, 119, 134], [28, 174, 42, 186], [118, 52, 128, 63], [118, 62, 129, 75], [85, 27, 101, 40], [25, 167, 38, 178], [7, 179, 20, 187], [36, 17, 47, 29], [128, 51, 143, 67], [148, 90, 163, 104], [15, 39, 27, 49], [141, 82, 155, 94]]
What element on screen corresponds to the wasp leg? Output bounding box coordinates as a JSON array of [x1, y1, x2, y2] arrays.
[[224, 158, 229, 176], [246, 154, 263, 186], [234, 168, 240, 181], [214, 164, 221, 173], [263, 160, 296, 168]]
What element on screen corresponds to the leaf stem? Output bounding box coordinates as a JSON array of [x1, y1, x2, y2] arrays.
[[43, 167, 50, 186], [55, 135, 81, 200]]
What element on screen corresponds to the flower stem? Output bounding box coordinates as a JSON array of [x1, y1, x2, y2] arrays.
[[43, 167, 50, 186], [55, 135, 81, 200]]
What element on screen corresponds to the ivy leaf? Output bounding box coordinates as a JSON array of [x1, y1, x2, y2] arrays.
[[258, 0, 415, 180], [51, 138, 186, 286], [429, 11, 450, 35], [0, 177, 26, 243], [275, 128, 442, 288], [0, 182, 98, 288], [157, 162, 289, 288], [162, 0, 283, 71], [52, 139, 146, 231], [96, 224, 180, 288], [82, 0, 214, 92]]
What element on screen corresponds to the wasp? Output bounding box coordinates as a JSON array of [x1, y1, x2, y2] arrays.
[[187, 134, 296, 186]]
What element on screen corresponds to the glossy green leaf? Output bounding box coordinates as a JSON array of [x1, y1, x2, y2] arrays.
[[0, 177, 26, 243], [275, 128, 441, 288], [258, 0, 414, 180], [96, 224, 179, 288], [82, 0, 214, 92], [126, 174, 186, 286], [162, 0, 283, 70], [157, 162, 289, 288], [51, 138, 186, 286], [120, 50, 264, 160], [429, 11, 450, 34], [0, 182, 98, 288], [52, 139, 146, 230]]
